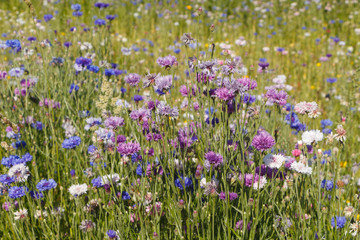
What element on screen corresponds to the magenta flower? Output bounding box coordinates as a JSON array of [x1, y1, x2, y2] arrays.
[[117, 141, 141, 156]]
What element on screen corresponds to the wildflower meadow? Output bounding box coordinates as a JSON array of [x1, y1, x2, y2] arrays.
[[1, 0, 360, 239]]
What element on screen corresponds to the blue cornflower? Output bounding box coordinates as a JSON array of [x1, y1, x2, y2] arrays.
[[75, 57, 92, 67], [88, 145, 97, 154], [72, 11, 83, 17], [64, 41, 72, 48], [0, 174, 15, 185], [44, 14, 53, 22], [91, 176, 103, 187], [36, 179, 57, 191], [321, 119, 333, 128], [322, 128, 332, 134], [49, 57, 64, 66], [2, 155, 21, 168], [331, 216, 346, 229], [326, 78, 337, 83], [94, 2, 109, 8], [8, 186, 27, 199], [87, 65, 100, 73], [32, 121, 44, 131], [9, 68, 24, 77], [27, 36, 36, 42], [136, 164, 143, 176], [69, 84, 80, 94], [62, 136, 81, 149], [107, 230, 118, 239], [122, 191, 131, 200], [94, 19, 106, 26], [12, 141, 26, 149], [133, 95, 143, 102], [174, 176, 193, 191], [106, 15, 117, 21], [30, 190, 44, 199], [6, 39, 21, 49], [71, 4, 81, 11]]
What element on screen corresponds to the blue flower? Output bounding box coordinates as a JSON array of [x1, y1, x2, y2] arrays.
[[71, 4, 81, 11], [87, 65, 99, 73], [62, 136, 81, 149], [75, 57, 92, 67], [321, 119, 333, 128], [30, 190, 44, 199], [122, 191, 131, 200], [133, 95, 143, 102], [0, 174, 15, 185], [88, 145, 97, 154], [8, 186, 27, 199], [32, 121, 44, 131], [5, 39, 21, 50], [36, 179, 57, 191], [322, 128, 332, 134], [107, 230, 118, 239], [9, 68, 24, 77], [44, 14, 53, 22], [331, 216, 346, 229], [12, 141, 26, 149], [136, 164, 143, 176], [326, 78, 337, 83], [106, 15, 117, 21], [94, 19, 106, 26], [91, 176, 103, 187], [174, 176, 193, 191], [72, 11, 83, 17]]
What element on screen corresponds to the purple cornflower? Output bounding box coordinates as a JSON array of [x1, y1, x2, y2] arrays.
[[154, 75, 173, 93], [0, 174, 15, 185], [215, 88, 235, 101], [326, 78, 337, 83], [237, 77, 257, 90], [74, 57, 92, 71], [204, 151, 223, 169], [130, 108, 151, 122], [106, 15, 117, 21], [265, 89, 288, 106], [64, 41, 72, 48], [125, 73, 141, 86], [36, 179, 57, 191], [104, 117, 124, 129], [27, 36, 36, 42], [251, 130, 275, 152], [157, 55, 177, 68], [117, 142, 141, 156], [107, 230, 118, 239], [156, 101, 179, 118]]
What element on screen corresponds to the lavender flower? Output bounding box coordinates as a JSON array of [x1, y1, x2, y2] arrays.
[[117, 142, 141, 156], [104, 116, 124, 129], [125, 73, 141, 86], [204, 151, 223, 170], [157, 55, 177, 68], [251, 130, 275, 152], [265, 89, 288, 106]]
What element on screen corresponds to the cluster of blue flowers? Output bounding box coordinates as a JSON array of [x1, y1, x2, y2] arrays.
[[1, 153, 32, 168]]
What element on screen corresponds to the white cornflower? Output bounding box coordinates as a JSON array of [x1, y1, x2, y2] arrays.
[[101, 174, 120, 186], [334, 124, 346, 142], [80, 42, 93, 51], [253, 176, 267, 190], [68, 184, 88, 197], [290, 161, 312, 175], [263, 154, 286, 169], [272, 75, 287, 84], [200, 178, 207, 188], [350, 221, 360, 236], [301, 130, 324, 145], [14, 208, 28, 220], [8, 164, 30, 182], [34, 210, 48, 220]]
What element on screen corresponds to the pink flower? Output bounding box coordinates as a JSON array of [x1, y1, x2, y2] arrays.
[[292, 149, 302, 157]]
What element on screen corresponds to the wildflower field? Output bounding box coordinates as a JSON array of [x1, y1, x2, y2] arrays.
[[1, 0, 360, 239]]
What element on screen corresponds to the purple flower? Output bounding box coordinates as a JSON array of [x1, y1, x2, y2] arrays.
[[204, 151, 223, 169], [94, 2, 109, 8], [125, 73, 141, 86], [251, 130, 275, 152], [156, 101, 179, 118], [215, 88, 235, 101], [106, 15, 117, 21], [331, 216, 346, 229], [0, 174, 15, 185], [154, 75, 173, 93], [130, 108, 151, 122], [157, 55, 177, 68], [104, 117, 124, 129], [36, 179, 57, 191], [265, 89, 288, 106], [117, 142, 141, 156]]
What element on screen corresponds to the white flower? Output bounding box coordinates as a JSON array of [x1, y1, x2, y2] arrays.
[[8, 164, 30, 182], [253, 176, 267, 190], [301, 130, 324, 145], [200, 178, 207, 188], [34, 210, 48, 219], [68, 183, 88, 197], [290, 161, 312, 175], [263, 154, 286, 169], [344, 206, 354, 217], [80, 42, 93, 51], [101, 174, 120, 185], [174, 159, 183, 170], [350, 221, 360, 236], [14, 208, 28, 220], [272, 75, 287, 84]]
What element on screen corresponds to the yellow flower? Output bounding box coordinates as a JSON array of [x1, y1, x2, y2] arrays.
[[186, 5, 192, 10], [4, 57, 7, 61], [311, 85, 315, 90], [61, 32, 65, 36], [340, 161, 347, 168], [205, 43, 209, 48], [336, 74, 341, 78], [357, 214, 360, 221], [316, 63, 321, 67]]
